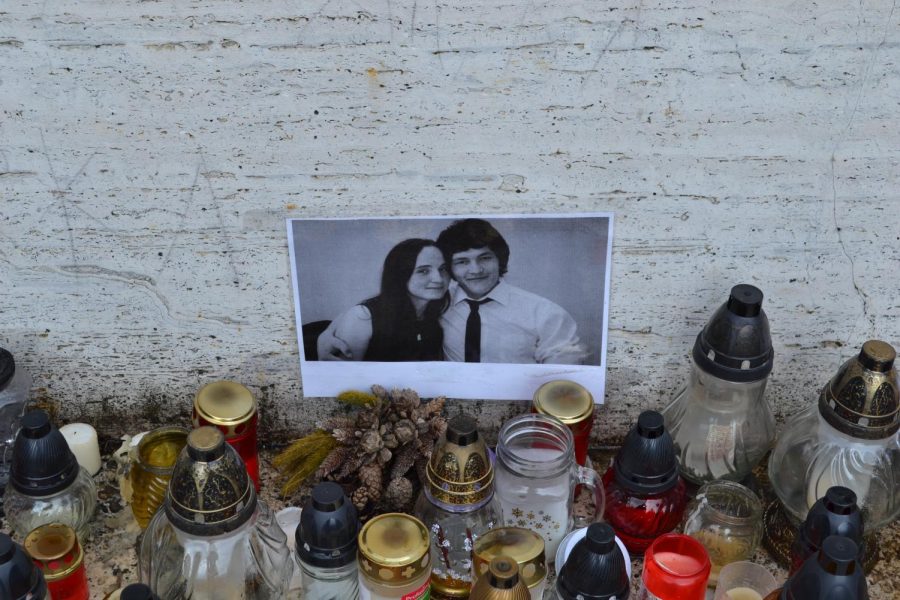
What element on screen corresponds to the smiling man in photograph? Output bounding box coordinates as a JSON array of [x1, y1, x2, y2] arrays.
[[435, 218, 586, 364]]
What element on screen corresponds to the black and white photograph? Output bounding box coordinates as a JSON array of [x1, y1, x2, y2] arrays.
[[287, 214, 613, 400]]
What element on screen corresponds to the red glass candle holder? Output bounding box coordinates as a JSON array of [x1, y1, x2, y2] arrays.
[[639, 534, 710, 600], [532, 380, 594, 466], [602, 467, 688, 554], [24, 523, 89, 600], [193, 381, 260, 490]]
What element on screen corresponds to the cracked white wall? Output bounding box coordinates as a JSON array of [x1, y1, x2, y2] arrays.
[[1, 0, 898, 443]]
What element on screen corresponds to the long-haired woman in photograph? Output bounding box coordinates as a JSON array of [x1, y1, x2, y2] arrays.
[[317, 238, 451, 361]]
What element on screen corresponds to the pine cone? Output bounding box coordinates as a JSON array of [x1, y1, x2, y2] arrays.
[[359, 463, 383, 496], [394, 419, 417, 444], [351, 487, 370, 511], [390, 443, 418, 480], [371, 385, 389, 400], [384, 477, 414, 511], [378, 448, 392, 465], [317, 445, 351, 478], [360, 429, 383, 454], [356, 408, 379, 430]]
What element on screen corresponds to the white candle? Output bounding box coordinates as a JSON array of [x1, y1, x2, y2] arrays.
[[60, 423, 102, 475]]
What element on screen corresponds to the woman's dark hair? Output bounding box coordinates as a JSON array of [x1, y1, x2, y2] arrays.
[[436, 218, 510, 276], [365, 239, 449, 356]]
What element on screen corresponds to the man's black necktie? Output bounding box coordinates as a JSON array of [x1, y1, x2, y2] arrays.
[[464, 299, 491, 363]]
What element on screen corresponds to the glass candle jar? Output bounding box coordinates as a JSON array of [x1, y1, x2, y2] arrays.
[[296, 482, 360, 600], [192, 380, 260, 490], [662, 285, 775, 485], [494, 414, 604, 561], [532, 380, 595, 467], [24, 523, 89, 600], [768, 341, 900, 533], [637, 534, 710, 600], [4, 411, 98, 542], [473, 528, 547, 600], [415, 414, 502, 598], [358, 513, 432, 600], [139, 427, 292, 598], [682, 481, 763, 586], [603, 411, 688, 554], [0, 348, 30, 492], [129, 426, 188, 529]]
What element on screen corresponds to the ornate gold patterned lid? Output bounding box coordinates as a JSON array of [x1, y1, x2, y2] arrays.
[[24, 523, 83, 582], [532, 380, 594, 425], [425, 414, 494, 507], [358, 513, 431, 585], [819, 340, 899, 439], [165, 427, 256, 536], [194, 380, 256, 426], [473, 527, 547, 590]]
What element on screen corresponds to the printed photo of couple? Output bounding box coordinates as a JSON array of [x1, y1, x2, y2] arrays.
[[288, 214, 612, 400]]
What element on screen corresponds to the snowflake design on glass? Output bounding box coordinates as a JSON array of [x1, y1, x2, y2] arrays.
[[534, 523, 544, 529], [542, 514, 552, 522], [512, 508, 524, 518], [517, 519, 527, 527], [527, 512, 536, 520]]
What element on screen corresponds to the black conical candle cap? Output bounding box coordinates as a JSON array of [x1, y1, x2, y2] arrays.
[[296, 481, 359, 568], [0, 348, 14, 390], [614, 411, 679, 495], [0, 532, 48, 600], [9, 410, 80, 496], [557, 523, 629, 600], [783, 536, 868, 600], [693, 284, 774, 382], [121, 583, 160, 600], [794, 486, 865, 566]]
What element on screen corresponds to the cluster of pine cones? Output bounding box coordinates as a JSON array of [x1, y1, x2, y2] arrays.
[[314, 386, 447, 513]]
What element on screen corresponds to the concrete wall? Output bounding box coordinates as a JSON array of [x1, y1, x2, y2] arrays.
[[1, 0, 898, 445]]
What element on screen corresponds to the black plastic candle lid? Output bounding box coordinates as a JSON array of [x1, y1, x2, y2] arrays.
[[0, 348, 14, 390], [692, 284, 774, 382], [446, 414, 479, 446], [613, 411, 679, 495], [801, 486, 864, 544], [296, 481, 359, 568], [121, 583, 160, 600], [785, 536, 868, 600], [557, 523, 629, 600], [9, 410, 80, 496], [0, 532, 48, 600]]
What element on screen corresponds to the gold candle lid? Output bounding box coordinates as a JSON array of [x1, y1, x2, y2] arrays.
[[425, 414, 494, 507], [470, 556, 531, 600], [473, 527, 547, 590], [819, 340, 899, 439], [194, 380, 257, 426], [532, 380, 594, 425], [358, 513, 431, 586], [24, 523, 84, 582]]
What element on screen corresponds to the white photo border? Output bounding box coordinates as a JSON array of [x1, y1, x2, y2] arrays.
[[286, 213, 614, 402]]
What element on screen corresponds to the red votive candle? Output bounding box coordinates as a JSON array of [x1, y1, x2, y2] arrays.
[[639, 533, 710, 600], [193, 380, 260, 490], [602, 411, 688, 554], [24, 523, 89, 600], [532, 380, 594, 466]]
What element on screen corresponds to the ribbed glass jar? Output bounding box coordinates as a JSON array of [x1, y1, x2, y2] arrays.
[[140, 502, 292, 599], [3, 468, 97, 542]]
